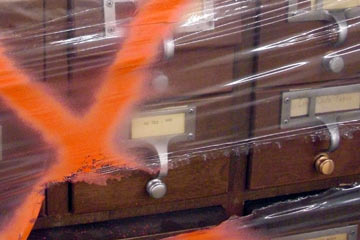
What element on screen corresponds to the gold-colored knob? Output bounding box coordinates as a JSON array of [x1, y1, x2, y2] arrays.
[[314, 153, 335, 175]]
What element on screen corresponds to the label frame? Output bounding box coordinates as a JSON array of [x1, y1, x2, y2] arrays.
[[130, 105, 196, 142], [281, 84, 360, 129]]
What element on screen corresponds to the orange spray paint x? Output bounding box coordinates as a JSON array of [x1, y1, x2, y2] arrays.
[[0, 0, 190, 239]]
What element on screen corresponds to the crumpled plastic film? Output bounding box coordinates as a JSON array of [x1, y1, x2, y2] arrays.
[[0, 0, 359, 239], [166, 185, 360, 240]]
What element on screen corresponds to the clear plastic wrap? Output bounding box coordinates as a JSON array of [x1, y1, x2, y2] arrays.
[[0, 0, 360, 239], [166, 185, 360, 240]]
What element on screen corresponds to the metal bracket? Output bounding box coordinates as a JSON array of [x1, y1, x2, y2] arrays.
[[130, 106, 196, 198], [177, 0, 215, 33], [163, 36, 175, 59], [288, 0, 360, 46], [281, 84, 360, 129], [104, 0, 215, 37], [103, 0, 175, 58], [103, 0, 136, 36]]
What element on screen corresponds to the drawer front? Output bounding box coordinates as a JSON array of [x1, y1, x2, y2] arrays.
[[71, 95, 240, 214], [72, 0, 243, 49], [68, 0, 248, 99], [69, 47, 236, 108], [249, 80, 360, 189], [256, 0, 360, 88]]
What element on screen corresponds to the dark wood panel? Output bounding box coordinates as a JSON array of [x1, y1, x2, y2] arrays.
[[256, 0, 360, 88], [42, 0, 71, 217], [42, 0, 71, 100], [31, 206, 227, 240], [249, 79, 360, 189], [245, 174, 360, 201], [34, 194, 228, 229], [47, 182, 69, 216]]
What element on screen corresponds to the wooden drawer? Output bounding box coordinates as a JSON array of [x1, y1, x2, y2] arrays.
[[256, 0, 360, 88], [70, 94, 245, 214], [249, 79, 360, 189], [70, 46, 236, 108], [72, 0, 243, 50], [67, 0, 247, 99]]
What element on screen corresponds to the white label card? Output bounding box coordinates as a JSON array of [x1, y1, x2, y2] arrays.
[[131, 113, 186, 139], [315, 92, 360, 114]]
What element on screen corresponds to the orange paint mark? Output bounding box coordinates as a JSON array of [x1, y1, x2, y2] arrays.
[[0, 0, 190, 239], [164, 218, 268, 240]]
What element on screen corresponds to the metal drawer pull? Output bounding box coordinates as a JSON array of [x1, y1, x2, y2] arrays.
[[317, 115, 340, 152], [313, 116, 339, 175], [130, 106, 196, 199], [287, 0, 359, 46], [146, 141, 169, 199], [163, 36, 175, 59], [325, 10, 348, 46]]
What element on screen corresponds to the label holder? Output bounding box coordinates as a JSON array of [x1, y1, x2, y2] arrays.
[[103, 0, 215, 37], [281, 84, 360, 129], [130, 105, 196, 178]]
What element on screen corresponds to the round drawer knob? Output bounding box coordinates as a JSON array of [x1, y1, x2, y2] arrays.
[[152, 73, 169, 92], [322, 55, 344, 73], [314, 153, 335, 175], [146, 178, 167, 199]]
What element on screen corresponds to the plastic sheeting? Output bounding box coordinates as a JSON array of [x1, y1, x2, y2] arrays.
[[0, 0, 359, 239]]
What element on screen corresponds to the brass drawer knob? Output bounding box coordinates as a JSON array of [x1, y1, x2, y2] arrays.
[[314, 153, 335, 175]]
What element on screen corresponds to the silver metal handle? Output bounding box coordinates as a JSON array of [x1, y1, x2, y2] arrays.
[[145, 139, 170, 199], [130, 106, 196, 199], [163, 36, 175, 59], [103, 0, 136, 36], [324, 10, 348, 46], [317, 116, 340, 152], [154, 143, 169, 179], [288, 1, 350, 46]]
